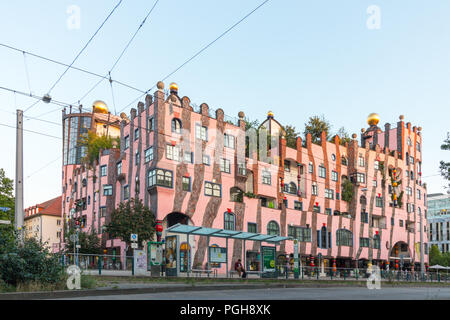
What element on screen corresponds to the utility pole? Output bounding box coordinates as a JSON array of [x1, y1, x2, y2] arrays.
[[15, 109, 24, 244], [419, 209, 425, 277]]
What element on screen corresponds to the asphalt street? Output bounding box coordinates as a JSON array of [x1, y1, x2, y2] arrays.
[[57, 286, 450, 300]]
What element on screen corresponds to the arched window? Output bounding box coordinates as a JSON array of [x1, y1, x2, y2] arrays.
[[135, 176, 140, 194], [230, 187, 243, 202], [171, 118, 182, 134], [317, 226, 330, 249], [267, 221, 280, 236], [341, 157, 348, 166], [284, 182, 297, 195], [336, 229, 353, 246], [224, 211, 235, 230], [406, 152, 409, 165]]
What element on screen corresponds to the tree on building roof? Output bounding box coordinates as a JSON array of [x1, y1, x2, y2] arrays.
[[79, 131, 120, 167], [284, 125, 300, 149], [330, 127, 351, 146], [303, 115, 331, 145]]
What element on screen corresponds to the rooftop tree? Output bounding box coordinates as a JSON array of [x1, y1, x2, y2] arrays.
[[303, 115, 331, 145]]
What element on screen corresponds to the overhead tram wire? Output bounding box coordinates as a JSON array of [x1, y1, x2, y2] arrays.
[[23, 0, 125, 114], [75, 0, 160, 108], [0, 43, 146, 95], [117, 0, 271, 114]]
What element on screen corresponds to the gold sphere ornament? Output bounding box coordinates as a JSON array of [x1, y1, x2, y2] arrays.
[[267, 111, 274, 118], [367, 113, 380, 126], [169, 82, 178, 92], [92, 100, 108, 114], [393, 182, 398, 187], [157, 81, 164, 90]]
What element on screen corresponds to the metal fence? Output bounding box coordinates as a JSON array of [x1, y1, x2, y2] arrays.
[[57, 254, 450, 282], [61, 253, 134, 273], [274, 265, 450, 282]]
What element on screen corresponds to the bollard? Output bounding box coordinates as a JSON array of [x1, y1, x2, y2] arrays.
[[132, 257, 135, 276], [99, 256, 102, 275]]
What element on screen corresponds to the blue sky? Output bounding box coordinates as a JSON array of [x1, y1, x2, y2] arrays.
[[0, 0, 449, 207]]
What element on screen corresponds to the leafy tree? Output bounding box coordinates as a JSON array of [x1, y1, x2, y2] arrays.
[[429, 244, 442, 266], [79, 131, 120, 166], [0, 237, 64, 286], [439, 132, 450, 190], [0, 168, 14, 220], [284, 125, 300, 149], [341, 178, 354, 203], [64, 228, 102, 255], [105, 198, 156, 248], [244, 116, 260, 131], [0, 168, 15, 253], [303, 115, 331, 144], [330, 127, 351, 146]]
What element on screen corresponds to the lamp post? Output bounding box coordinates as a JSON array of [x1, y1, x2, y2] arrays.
[[419, 208, 425, 278]]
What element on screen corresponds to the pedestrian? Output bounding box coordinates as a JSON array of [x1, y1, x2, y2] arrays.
[[234, 259, 246, 278]]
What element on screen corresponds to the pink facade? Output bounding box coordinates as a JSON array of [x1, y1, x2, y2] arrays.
[[61, 83, 429, 272]]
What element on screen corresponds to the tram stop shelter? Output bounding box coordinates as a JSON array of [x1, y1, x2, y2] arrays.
[[165, 223, 292, 278]]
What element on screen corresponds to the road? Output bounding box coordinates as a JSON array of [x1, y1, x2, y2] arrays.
[[57, 286, 450, 300]]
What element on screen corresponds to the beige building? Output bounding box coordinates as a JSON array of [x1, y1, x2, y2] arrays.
[[24, 196, 62, 253]]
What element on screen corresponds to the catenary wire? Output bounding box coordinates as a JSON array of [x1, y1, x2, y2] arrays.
[[117, 0, 271, 113], [75, 0, 160, 107], [0, 42, 146, 94]]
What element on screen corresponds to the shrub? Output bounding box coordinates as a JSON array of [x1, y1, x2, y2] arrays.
[[0, 238, 64, 286]]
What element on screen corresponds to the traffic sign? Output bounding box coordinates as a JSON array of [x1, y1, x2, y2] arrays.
[[70, 234, 78, 242], [0, 220, 11, 225], [76, 245, 81, 249], [131, 243, 138, 249], [130, 234, 138, 242], [0, 207, 11, 212]]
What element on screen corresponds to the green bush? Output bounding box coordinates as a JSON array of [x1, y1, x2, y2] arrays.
[[0, 238, 64, 286]]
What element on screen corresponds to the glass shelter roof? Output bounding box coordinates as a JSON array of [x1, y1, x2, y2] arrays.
[[166, 223, 291, 244]]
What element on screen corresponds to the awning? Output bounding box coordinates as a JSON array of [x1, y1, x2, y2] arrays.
[[166, 223, 291, 244]]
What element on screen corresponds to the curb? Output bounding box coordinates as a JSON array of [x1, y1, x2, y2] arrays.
[[1, 281, 448, 300]]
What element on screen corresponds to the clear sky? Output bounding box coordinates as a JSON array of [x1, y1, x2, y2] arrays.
[[0, 0, 449, 207]]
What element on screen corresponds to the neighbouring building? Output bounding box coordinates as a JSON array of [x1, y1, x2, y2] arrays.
[[61, 81, 429, 272], [427, 193, 450, 253], [24, 196, 62, 253]]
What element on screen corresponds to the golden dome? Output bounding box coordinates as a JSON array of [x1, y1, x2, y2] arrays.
[[92, 100, 108, 114], [367, 113, 380, 126], [169, 82, 178, 92], [267, 111, 274, 118]]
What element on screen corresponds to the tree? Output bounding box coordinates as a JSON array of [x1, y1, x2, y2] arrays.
[[429, 244, 442, 266], [284, 125, 300, 149], [0, 168, 15, 252], [244, 116, 260, 131], [64, 228, 102, 255], [79, 131, 120, 167], [303, 115, 331, 144], [439, 132, 450, 190], [0, 237, 64, 286], [105, 198, 156, 248], [330, 127, 351, 146], [341, 178, 354, 203], [0, 168, 14, 220]]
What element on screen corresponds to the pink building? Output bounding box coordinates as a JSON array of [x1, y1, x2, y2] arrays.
[[61, 82, 429, 273]]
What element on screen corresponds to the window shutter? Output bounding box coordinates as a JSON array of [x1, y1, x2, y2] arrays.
[[328, 232, 332, 248]]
